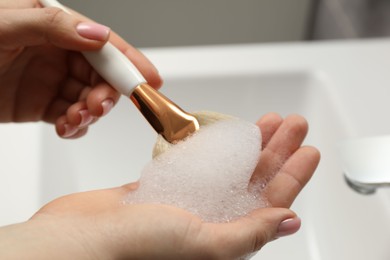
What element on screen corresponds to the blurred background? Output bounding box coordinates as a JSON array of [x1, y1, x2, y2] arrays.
[[61, 0, 390, 47]]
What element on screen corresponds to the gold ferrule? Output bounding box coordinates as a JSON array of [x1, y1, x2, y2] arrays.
[[130, 84, 199, 143]]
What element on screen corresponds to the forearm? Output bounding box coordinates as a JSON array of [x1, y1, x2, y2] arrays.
[[0, 219, 101, 260]]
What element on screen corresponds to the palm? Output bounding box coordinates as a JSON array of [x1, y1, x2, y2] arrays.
[[33, 185, 255, 259], [30, 113, 320, 259], [33, 184, 210, 257]]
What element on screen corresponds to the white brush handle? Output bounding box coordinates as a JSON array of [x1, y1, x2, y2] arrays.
[[39, 0, 147, 97]]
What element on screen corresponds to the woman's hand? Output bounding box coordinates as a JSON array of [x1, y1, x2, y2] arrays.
[[0, 0, 162, 138], [0, 113, 320, 260]]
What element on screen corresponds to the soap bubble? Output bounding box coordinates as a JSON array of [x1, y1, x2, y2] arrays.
[[126, 119, 268, 223]]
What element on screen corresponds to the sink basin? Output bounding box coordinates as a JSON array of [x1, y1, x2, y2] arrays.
[[2, 39, 390, 259]]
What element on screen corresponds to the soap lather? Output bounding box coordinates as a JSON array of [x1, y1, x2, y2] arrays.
[[40, 0, 200, 143]]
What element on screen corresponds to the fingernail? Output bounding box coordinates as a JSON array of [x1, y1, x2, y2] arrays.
[[101, 99, 114, 116], [76, 22, 110, 41], [78, 110, 93, 128], [62, 124, 79, 138], [275, 217, 301, 238]]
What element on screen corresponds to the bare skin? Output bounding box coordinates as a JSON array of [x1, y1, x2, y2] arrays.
[[0, 0, 162, 138], [0, 1, 320, 259], [0, 113, 320, 259]]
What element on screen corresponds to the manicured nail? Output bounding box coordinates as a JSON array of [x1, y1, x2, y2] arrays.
[[76, 22, 110, 41], [275, 217, 301, 238], [62, 124, 79, 138], [101, 99, 114, 116], [78, 110, 93, 128]]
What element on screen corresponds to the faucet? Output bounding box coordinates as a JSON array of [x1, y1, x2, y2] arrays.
[[339, 135, 390, 195]]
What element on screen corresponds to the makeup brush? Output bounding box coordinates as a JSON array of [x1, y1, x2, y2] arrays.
[[39, 0, 199, 143]]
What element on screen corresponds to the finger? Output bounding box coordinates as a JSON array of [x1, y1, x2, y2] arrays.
[[35, 4, 162, 89], [122, 45, 163, 89], [202, 208, 299, 259], [55, 80, 118, 137], [53, 6, 163, 89], [109, 30, 163, 89], [42, 98, 71, 123], [79, 87, 93, 101], [55, 114, 91, 139], [0, 0, 35, 8], [67, 52, 94, 85], [250, 114, 308, 184], [68, 127, 88, 139], [121, 182, 140, 192], [264, 146, 320, 207], [256, 112, 283, 149], [59, 77, 87, 103], [55, 101, 91, 136], [86, 82, 120, 117], [0, 7, 109, 50], [265, 114, 308, 158], [56, 115, 74, 138], [65, 102, 99, 129]]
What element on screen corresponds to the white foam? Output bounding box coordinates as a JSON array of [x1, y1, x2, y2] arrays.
[[126, 118, 268, 222]]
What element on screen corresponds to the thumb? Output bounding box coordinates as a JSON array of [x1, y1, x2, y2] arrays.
[[0, 7, 110, 50], [206, 207, 300, 258]]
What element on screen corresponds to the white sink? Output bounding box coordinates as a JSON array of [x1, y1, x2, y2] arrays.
[[2, 39, 390, 259]]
